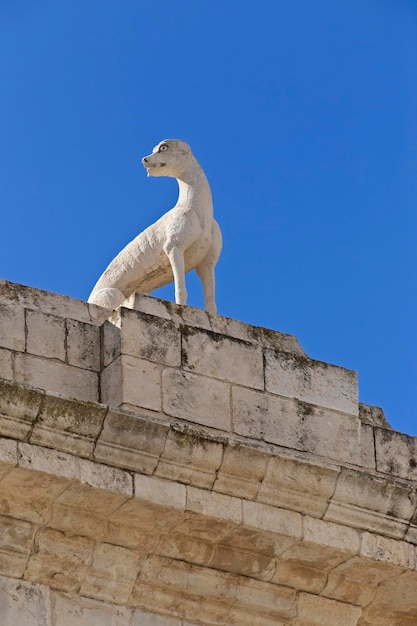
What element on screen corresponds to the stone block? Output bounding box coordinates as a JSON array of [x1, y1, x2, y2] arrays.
[[25, 528, 93, 591], [357, 571, 417, 625], [265, 349, 358, 415], [0, 347, 13, 380], [232, 576, 296, 619], [294, 592, 362, 626], [54, 465, 131, 521], [123, 292, 173, 321], [303, 517, 360, 554], [51, 593, 134, 626], [211, 527, 277, 578], [0, 378, 43, 439], [0, 437, 17, 471], [158, 531, 215, 567], [101, 355, 161, 412], [81, 542, 140, 604], [15, 353, 99, 402], [26, 309, 66, 361], [271, 547, 329, 594], [162, 368, 231, 431], [18, 442, 77, 481], [94, 410, 168, 474], [232, 385, 361, 464], [49, 503, 108, 540], [135, 474, 186, 510], [258, 455, 340, 517], [375, 427, 417, 481], [0, 280, 93, 324], [132, 609, 182, 626], [360, 532, 415, 569], [181, 327, 263, 389], [0, 465, 71, 523], [213, 442, 269, 499], [209, 313, 304, 355], [108, 498, 184, 535], [186, 486, 242, 524], [360, 423, 376, 469], [77, 457, 133, 496], [325, 467, 416, 538], [30, 394, 107, 457], [243, 500, 302, 538], [105, 308, 181, 367], [0, 515, 34, 577], [0, 302, 25, 351], [0, 576, 50, 626], [155, 425, 224, 488], [321, 571, 378, 607], [66, 318, 100, 371]]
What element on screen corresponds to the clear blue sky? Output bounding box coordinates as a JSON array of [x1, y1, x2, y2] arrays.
[[1, 1, 416, 434]]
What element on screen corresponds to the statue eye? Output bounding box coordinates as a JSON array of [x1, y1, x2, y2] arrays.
[[159, 145, 168, 152]]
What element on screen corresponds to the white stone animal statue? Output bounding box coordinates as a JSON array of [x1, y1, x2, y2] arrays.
[[88, 139, 222, 314]]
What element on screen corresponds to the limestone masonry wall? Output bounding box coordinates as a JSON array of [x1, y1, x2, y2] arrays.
[[0, 279, 416, 625]]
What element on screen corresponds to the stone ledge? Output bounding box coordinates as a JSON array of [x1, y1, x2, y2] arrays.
[[0, 387, 416, 623], [1, 378, 417, 545]]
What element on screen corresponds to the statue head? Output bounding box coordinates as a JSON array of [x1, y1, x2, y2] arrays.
[[142, 139, 192, 178]]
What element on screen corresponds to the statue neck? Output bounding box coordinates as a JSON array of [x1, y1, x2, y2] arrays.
[[176, 157, 213, 225]]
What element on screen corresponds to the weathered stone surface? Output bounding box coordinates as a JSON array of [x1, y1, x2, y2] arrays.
[[25, 528, 93, 591], [232, 385, 361, 464], [30, 394, 107, 457], [15, 353, 99, 402], [26, 309, 66, 361], [304, 517, 360, 554], [0, 347, 13, 381], [0, 515, 34, 577], [358, 570, 417, 626], [162, 368, 231, 431], [51, 593, 134, 626], [187, 486, 242, 524], [80, 542, 140, 604], [213, 442, 269, 498], [182, 326, 264, 389], [94, 410, 168, 473], [1, 281, 417, 625], [0, 465, 70, 524], [360, 422, 376, 469], [0, 378, 43, 439], [0, 302, 25, 351], [360, 532, 416, 569], [135, 474, 186, 510], [0, 576, 50, 626], [359, 402, 392, 428], [257, 455, 340, 517], [18, 442, 77, 481], [265, 349, 358, 415], [126, 293, 304, 355], [243, 500, 302, 539], [155, 425, 224, 488], [375, 426, 417, 481], [0, 280, 94, 324], [325, 467, 417, 538], [66, 318, 100, 371], [0, 436, 17, 468], [105, 308, 181, 367], [294, 592, 362, 625], [101, 355, 161, 412]]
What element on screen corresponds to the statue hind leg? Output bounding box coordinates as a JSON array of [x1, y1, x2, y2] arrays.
[[196, 221, 222, 315], [88, 287, 126, 309]]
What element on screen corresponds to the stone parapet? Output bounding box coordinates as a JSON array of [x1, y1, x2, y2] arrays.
[[0, 280, 416, 625]]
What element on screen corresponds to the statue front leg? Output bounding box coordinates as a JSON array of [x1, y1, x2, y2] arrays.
[[164, 243, 187, 305]]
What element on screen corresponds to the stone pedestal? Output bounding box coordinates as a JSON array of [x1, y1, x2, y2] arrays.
[[0, 280, 416, 625]]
